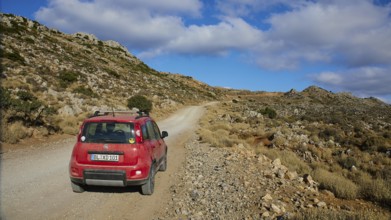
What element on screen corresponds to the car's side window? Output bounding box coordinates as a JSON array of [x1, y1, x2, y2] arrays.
[[152, 122, 161, 139], [142, 124, 149, 140], [146, 121, 157, 140]]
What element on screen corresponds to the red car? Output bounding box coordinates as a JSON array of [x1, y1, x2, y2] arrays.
[[69, 110, 168, 195]]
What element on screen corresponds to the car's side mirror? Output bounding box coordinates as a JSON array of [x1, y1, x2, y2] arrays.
[[161, 131, 168, 138]]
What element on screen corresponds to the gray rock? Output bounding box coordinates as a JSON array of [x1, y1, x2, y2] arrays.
[[317, 201, 327, 208], [271, 204, 282, 214], [272, 158, 282, 166], [262, 193, 273, 201]]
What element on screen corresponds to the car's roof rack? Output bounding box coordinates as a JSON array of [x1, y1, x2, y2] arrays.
[[90, 110, 150, 118]]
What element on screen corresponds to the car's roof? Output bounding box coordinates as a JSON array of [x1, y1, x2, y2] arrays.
[[84, 115, 151, 123]]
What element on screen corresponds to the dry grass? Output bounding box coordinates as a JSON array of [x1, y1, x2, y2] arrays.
[[198, 127, 246, 148], [293, 209, 390, 220], [2, 121, 32, 144], [358, 176, 391, 205], [312, 168, 359, 199], [255, 147, 311, 174], [58, 115, 82, 135]]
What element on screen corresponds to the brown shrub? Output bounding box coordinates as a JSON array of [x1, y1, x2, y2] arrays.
[[293, 208, 390, 220], [198, 128, 238, 148], [2, 121, 32, 144], [255, 147, 311, 174], [312, 168, 359, 199], [359, 177, 391, 206], [58, 116, 80, 135]]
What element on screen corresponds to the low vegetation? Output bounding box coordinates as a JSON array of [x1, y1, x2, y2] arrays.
[[293, 209, 390, 220], [1, 13, 221, 144], [197, 89, 391, 218], [2, 11, 389, 219], [127, 95, 153, 113]]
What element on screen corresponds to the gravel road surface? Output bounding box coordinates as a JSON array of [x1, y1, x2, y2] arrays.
[[1, 105, 205, 220]]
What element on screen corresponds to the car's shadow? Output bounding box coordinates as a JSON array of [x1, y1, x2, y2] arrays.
[[84, 185, 141, 194]]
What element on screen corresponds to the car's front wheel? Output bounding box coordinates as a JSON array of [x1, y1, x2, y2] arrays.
[[141, 168, 155, 195], [71, 181, 85, 193]]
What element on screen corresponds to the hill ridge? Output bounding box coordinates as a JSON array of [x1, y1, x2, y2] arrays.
[[0, 13, 221, 143]]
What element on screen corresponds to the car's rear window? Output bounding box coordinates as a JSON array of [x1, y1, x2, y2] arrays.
[[81, 122, 135, 144]]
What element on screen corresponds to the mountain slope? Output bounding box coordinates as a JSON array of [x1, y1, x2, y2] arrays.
[[192, 88, 390, 218], [0, 13, 221, 143]]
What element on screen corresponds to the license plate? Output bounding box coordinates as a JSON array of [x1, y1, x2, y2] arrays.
[[91, 154, 119, 161]]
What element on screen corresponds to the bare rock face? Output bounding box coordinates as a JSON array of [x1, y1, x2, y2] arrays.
[[58, 105, 78, 116], [104, 40, 130, 53], [72, 32, 99, 43]]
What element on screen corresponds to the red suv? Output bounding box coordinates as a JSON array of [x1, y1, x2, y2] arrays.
[[69, 110, 168, 195]]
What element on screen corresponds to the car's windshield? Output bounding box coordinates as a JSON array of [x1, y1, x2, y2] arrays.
[[81, 122, 135, 144]]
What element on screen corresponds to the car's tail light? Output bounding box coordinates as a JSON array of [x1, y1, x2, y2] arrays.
[[76, 125, 83, 142], [135, 123, 143, 143]]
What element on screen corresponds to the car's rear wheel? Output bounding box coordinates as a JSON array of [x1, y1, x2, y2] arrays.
[[159, 155, 167, 172], [71, 181, 85, 193], [141, 168, 155, 195]]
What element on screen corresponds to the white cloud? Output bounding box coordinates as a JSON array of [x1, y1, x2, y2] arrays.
[[95, 0, 202, 16], [35, 0, 200, 49], [255, 0, 391, 69], [35, 0, 262, 54], [312, 72, 343, 85], [35, 0, 391, 67], [313, 66, 391, 97], [34, 0, 391, 99], [145, 17, 263, 56]]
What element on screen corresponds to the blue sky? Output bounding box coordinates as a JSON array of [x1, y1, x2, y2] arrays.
[[2, 0, 391, 102]]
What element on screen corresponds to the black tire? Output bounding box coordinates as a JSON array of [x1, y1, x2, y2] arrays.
[[71, 181, 85, 193], [159, 155, 167, 172], [141, 168, 155, 195]]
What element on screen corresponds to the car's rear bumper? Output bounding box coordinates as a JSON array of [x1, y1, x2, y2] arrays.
[[69, 160, 150, 187], [70, 169, 148, 187]]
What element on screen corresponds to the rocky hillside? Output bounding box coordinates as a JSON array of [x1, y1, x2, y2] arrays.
[[180, 88, 390, 219], [158, 135, 389, 219], [0, 13, 221, 144], [1, 12, 390, 219]]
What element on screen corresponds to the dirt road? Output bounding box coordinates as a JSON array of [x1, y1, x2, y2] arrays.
[[1, 105, 205, 220]]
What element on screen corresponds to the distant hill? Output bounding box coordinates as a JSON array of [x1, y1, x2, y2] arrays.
[[0, 13, 222, 143]]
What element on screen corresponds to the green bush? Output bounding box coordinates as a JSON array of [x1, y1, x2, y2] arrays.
[[0, 87, 12, 109], [11, 98, 43, 117], [73, 86, 97, 98], [16, 90, 35, 101], [259, 107, 277, 119], [338, 157, 357, 169], [104, 68, 120, 78], [58, 71, 79, 87], [127, 95, 152, 112], [4, 90, 56, 127], [4, 51, 25, 64], [360, 136, 386, 152], [318, 127, 338, 141]]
